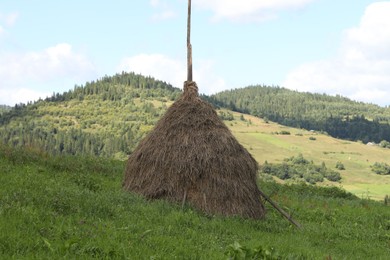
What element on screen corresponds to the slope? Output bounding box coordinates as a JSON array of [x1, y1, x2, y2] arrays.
[[221, 110, 390, 200], [1, 73, 389, 199], [0, 72, 181, 159], [1, 144, 389, 259], [210, 85, 390, 143]]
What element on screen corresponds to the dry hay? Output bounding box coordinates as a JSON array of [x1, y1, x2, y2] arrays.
[[123, 81, 266, 219]]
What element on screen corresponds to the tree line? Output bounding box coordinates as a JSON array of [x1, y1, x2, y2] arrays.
[[2, 74, 390, 158], [209, 85, 390, 143]]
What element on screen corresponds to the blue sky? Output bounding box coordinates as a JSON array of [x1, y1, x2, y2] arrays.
[[1, 0, 389, 106]]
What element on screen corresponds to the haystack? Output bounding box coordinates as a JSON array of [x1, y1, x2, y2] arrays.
[[122, 0, 266, 219], [123, 81, 266, 218]]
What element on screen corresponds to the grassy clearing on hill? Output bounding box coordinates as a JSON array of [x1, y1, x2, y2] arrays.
[[0, 145, 389, 259], [224, 111, 390, 201]]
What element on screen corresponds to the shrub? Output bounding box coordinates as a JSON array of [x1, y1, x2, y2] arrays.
[[370, 162, 390, 175], [379, 140, 390, 149], [261, 161, 272, 174], [279, 130, 291, 135], [335, 161, 345, 170], [261, 154, 341, 184], [324, 170, 342, 182], [273, 163, 293, 180], [218, 111, 234, 121], [287, 153, 309, 165], [309, 137, 316, 141], [303, 171, 324, 184]]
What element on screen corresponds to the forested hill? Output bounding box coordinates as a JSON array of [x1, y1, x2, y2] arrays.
[[0, 105, 11, 115], [2, 73, 390, 158], [210, 85, 390, 143], [0, 72, 181, 159]]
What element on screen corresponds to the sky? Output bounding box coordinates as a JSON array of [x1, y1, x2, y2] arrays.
[[1, 0, 390, 107]]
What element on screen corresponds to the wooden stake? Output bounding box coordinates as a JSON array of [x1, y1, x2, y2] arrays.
[[181, 189, 187, 209], [258, 189, 302, 229], [187, 0, 193, 82]]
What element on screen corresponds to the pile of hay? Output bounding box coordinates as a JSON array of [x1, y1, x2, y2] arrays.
[[123, 81, 266, 219]]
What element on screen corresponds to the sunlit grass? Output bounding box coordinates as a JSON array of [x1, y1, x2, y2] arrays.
[[223, 111, 390, 200], [1, 145, 389, 259]]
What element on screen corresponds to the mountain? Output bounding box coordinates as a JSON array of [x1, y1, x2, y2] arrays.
[[1, 74, 389, 156], [3, 74, 390, 159], [209, 85, 390, 143], [0, 72, 181, 160], [1, 73, 389, 199]]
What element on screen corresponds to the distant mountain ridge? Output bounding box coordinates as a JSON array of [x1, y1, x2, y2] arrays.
[[209, 85, 390, 143], [1, 72, 390, 159]]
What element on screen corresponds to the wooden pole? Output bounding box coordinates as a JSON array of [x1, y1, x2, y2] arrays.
[[181, 189, 187, 209], [187, 0, 193, 82], [258, 189, 302, 229]]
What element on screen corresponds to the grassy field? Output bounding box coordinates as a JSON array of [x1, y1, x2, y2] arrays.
[[1, 144, 389, 259], [224, 111, 390, 201]]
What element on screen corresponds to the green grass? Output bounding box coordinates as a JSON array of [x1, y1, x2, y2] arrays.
[[1, 145, 389, 259], [223, 110, 390, 200]]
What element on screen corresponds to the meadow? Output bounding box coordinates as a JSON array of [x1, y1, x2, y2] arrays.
[[1, 144, 389, 259], [225, 111, 390, 201]]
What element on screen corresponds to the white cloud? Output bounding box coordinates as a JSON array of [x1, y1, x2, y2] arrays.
[[0, 12, 18, 36], [194, 0, 315, 22], [0, 88, 51, 106], [150, 0, 176, 21], [283, 2, 390, 106], [193, 59, 227, 94], [119, 54, 185, 87], [0, 43, 95, 83], [152, 10, 176, 21], [150, 0, 160, 8], [0, 43, 97, 106], [4, 12, 19, 26], [118, 53, 226, 94]]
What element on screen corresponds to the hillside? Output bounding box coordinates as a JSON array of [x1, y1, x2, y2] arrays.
[[220, 110, 390, 200], [1, 145, 389, 259], [1, 72, 389, 199], [0, 72, 181, 160], [3, 73, 390, 159], [210, 85, 390, 143]]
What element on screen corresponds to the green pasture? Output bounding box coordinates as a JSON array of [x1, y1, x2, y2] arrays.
[[225, 111, 390, 200], [0, 145, 389, 259]]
